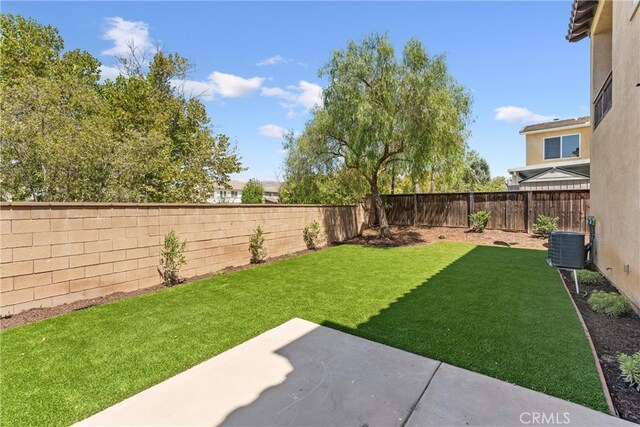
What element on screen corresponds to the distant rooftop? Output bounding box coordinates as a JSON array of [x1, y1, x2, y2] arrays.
[[222, 180, 282, 193], [519, 116, 590, 134]]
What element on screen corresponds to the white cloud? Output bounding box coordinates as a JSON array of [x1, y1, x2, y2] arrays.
[[101, 17, 152, 57], [178, 71, 266, 101], [258, 124, 288, 138], [99, 65, 121, 81], [494, 106, 556, 123], [261, 80, 323, 117], [297, 81, 323, 109], [256, 55, 291, 66]]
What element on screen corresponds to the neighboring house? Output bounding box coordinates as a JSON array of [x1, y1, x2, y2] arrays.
[[209, 180, 282, 204], [567, 0, 640, 309], [507, 116, 591, 190]]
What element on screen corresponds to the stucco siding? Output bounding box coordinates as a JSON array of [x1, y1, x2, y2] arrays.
[[525, 126, 591, 166], [590, 0, 640, 309]]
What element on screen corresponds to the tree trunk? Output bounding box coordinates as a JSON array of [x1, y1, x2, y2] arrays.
[[371, 183, 392, 238], [430, 170, 435, 193]]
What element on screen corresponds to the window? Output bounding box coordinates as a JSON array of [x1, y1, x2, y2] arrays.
[[544, 134, 580, 160], [231, 191, 238, 198]]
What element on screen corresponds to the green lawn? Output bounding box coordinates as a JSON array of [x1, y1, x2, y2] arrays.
[[0, 242, 606, 426]]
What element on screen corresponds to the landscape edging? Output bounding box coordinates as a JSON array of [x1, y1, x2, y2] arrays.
[[557, 269, 617, 417]]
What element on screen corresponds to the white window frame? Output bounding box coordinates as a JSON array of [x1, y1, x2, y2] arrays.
[[543, 133, 581, 160]]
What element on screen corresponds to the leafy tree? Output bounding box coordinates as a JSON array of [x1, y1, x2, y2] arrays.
[[394, 149, 506, 194], [432, 149, 490, 192], [477, 176, 507, 192], [279, 132, 369, 204], [463, 150, 491, 187], [241, 179, 264, 204], [1, 14, 110, 201], [0, 14, 243, 202], [293, 33, 471, 237]]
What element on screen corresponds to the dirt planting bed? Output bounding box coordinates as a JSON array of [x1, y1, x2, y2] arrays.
[[0, 250, 315, 330], [346, 225, 548, 249], [560, 270, 640, 424]]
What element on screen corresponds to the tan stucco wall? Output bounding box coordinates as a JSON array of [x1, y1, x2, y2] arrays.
[[525, 126, 591, 166], [0, 203, 367, 316], [590, 0, 640, 309]]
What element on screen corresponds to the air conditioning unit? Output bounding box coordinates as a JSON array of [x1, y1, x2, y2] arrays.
[[548, 231, 585, 269]]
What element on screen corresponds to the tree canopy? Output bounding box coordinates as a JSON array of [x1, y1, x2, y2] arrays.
[[241, 179, 264, 204], [0, 14, 243, 202], [282, 33, 472, 236]]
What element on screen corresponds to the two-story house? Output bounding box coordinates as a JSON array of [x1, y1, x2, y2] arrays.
[[507, 116, 591, 190], [567, 0, 639, 309], [209, 180, 282, 204]]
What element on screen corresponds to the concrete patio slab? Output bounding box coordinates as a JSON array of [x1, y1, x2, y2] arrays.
[[77, 318, 634, 427], [77, 318, 440, 426], [405, 363, 633, 427]]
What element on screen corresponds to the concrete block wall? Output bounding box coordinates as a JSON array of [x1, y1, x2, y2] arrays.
[[0, 202, 367, 316]]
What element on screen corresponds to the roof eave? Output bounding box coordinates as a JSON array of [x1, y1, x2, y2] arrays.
[[566, 0, 599, 42], [519, 121, 591, 135]]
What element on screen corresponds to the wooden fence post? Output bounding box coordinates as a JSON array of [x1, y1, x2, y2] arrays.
[[413, 193, 418, 226], [526, 191, 533, 234], [467, 192, 474, 228]]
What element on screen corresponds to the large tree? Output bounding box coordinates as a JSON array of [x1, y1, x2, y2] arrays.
[[0, 14, 242, 202], [294, 33, 471, 237], [279, 132, 370, 205]]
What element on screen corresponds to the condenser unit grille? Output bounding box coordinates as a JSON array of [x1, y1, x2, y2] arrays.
[[548, 231, 585, 270]]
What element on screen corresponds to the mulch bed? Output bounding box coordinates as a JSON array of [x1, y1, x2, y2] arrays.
[[346, 225, 548, 249], [560, 270, 640, 424]]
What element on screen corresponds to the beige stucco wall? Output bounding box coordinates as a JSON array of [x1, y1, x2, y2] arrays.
[[525, 126, 591, 166], [590, 0, 640, 309], [0, 203, 367, 316]]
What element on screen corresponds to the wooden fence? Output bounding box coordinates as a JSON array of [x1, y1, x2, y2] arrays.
[[381, 190, 590, 233]]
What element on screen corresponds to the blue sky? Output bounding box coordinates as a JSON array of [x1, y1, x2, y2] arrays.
[[5, 1, 590, 182]]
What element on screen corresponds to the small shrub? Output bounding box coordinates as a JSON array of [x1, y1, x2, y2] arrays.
[[303, 220, 324, 250], [469, 210, 491, 233], [249, 225, 267, 264], [588, 290, 632, 317], [619, 351, 640, 391], [576, 269, 602, 286], [533, 215, 559, 237], [159, 230, 186, 286], [438, 234, 446, 240]]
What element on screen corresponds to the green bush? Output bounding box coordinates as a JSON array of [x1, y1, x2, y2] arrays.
[[576, 269, 602, 286], [159, 230, 187, 286], [249, 225, 268, 264], [588, 290, 632, 317], [303, 220, 324, 250], [469, 210, 491, 232], [533, 215, 559, 237], [619, 351, 640, 391], [241, 178, 264, 204]]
